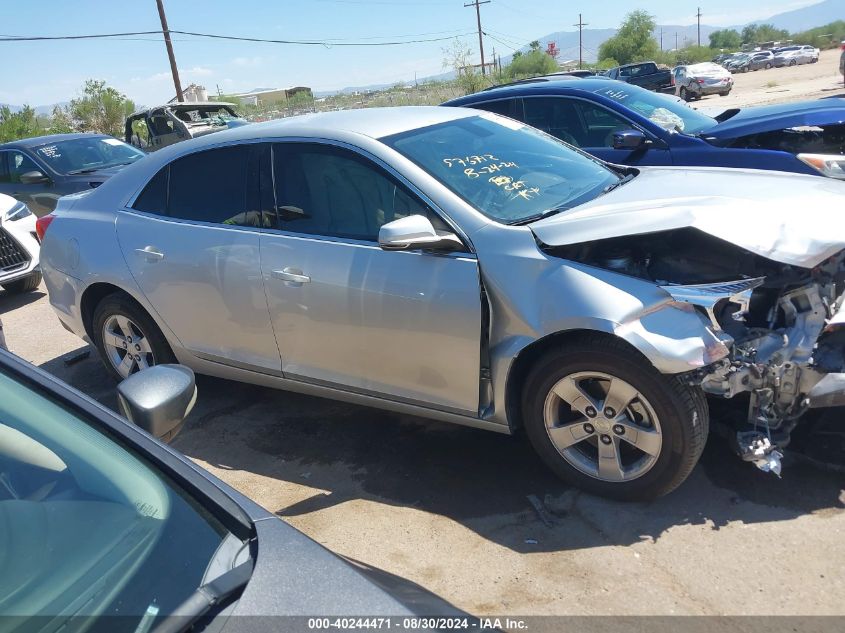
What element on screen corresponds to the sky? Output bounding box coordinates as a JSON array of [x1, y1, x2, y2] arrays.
[[1, 0, 821, 108]]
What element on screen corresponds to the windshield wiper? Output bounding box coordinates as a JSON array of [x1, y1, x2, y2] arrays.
[[509, 206, 568, 226], [151, 559, 254, 633], [601, 173, 635, 195], [67, 166, 104, 174]]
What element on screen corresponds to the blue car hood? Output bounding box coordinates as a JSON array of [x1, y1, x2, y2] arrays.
[[702, 99, 845, 140]]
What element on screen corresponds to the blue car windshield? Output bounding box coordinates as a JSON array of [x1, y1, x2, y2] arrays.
[[382, 114, 621, 225], [592, 83, 718, 135], [33, 136, 145, 174]]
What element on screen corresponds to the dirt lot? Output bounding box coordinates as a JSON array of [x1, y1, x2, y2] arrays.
[[4, 280, 845, 620], [693, 48, 844, 110], [3, 57, 845, 621]]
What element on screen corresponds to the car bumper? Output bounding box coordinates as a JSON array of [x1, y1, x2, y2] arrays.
[[0, 218, 40, 286], [697, 84, 732, 95], [42, 265, 89, 342]]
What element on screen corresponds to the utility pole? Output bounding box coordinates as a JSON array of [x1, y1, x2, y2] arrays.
[[675, 32, 679, 50], [573, 14, 588, 69], [659, 28, 663, 51], [696, 7, 702, 47], [464, 0, 490, 75], [156, 0, 183, 102]]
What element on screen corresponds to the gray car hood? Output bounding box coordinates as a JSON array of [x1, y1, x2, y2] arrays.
[[530, 166, 845, 268]]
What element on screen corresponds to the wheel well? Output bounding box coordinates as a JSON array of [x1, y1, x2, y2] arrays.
[[80, 283, 128, 340], [503, 329, 651, 434]]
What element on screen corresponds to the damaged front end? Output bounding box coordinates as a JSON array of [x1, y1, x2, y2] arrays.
[[548, 228, 845, 476]]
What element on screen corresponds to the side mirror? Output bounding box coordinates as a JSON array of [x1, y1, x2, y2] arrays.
[[612, 129, 650, 150], [117, 364, 197, 442], [19, 170, 50, 185], [378, 215, 463, 252]]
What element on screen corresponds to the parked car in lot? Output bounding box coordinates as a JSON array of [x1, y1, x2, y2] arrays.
[[125, 101, 243, 151], [728, 50, 774, 72], [673, 62, 733, 100], [604, 61, 675, 93], [0, 193, 40, 294], [445, 79, 845, 179], [0, 349, 466, 628], [0, 133, 145, 217], [38, 107, 845, 500], [773, 44, 819, 66]]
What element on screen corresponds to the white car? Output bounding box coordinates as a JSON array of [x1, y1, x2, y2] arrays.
[[0, 192, 41, 294], [774, 45, 818, 67]]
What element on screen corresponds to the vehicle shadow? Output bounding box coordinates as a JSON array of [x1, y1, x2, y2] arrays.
[[0, 287, 46, 311], [39, 351, 845, 554]]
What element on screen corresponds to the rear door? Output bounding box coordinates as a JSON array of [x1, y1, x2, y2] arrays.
[[116, 144, 281, 372], [259, 141, 482, 414]]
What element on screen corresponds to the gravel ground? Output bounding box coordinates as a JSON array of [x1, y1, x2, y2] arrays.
[[2, 59, 845, 621]]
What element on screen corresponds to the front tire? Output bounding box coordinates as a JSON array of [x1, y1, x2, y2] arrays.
[[521, 336, 709, 500], [1, 271, 42, 294], [679, 87, 691, 102], [92, 292, 175, 382]]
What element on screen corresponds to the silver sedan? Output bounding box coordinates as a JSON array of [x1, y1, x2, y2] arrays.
[[39, 107, 845, 499]]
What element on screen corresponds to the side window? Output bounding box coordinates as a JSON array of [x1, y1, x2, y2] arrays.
[[7, 151, 39, 183], [523, 98, 586, 147], [272, 143, 434, 241], [473, 99, 517, 119], [133, 166, 168, 214], [576, 102, 632, 147], [0, 152, 10, 184], [166, 146, 249, 225]]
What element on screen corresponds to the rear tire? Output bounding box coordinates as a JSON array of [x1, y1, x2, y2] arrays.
[[521, 336, 709, 501], [719, 91, 730, 97], [679, 87, 691, 102], [1, 271, 42, 294], [92, 292, 175, 382]]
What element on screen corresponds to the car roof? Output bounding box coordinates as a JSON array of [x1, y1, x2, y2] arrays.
[[173, 106, 480, 149], [0, 132, 109, 149], [448, 77, 625, 102]]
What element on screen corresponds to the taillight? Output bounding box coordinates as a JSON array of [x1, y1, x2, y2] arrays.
[[696, 78, 705, 83], [35, 213, 55, 241]]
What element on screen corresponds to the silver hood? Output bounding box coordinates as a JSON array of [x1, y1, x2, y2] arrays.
[[530, 166, 845, 268]]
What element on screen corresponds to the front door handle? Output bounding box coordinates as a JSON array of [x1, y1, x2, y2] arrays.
[[135, 246, 164, 262], [272, 268, 310, 284]]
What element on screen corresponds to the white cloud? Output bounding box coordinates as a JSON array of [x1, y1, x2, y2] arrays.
[[185, 66, 213, 77], [232, 56, 267, 68]]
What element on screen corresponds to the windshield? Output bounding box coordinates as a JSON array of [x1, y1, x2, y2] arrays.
[[0, 367, 231, 629], [591, 83, 717, 134], [381, 114, 621, 225], [33, 136, 145, 174], [172, 106, 238, 125]]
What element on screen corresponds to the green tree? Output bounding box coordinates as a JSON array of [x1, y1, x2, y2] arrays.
[[528, 40, 541, 52], [505, 49, 558, 79], [596, 57, 619, 70], [0, 106, 41, 143], [791, 20, 845, 49], [598, 10, 659, 65], [709, 29, 742, 50], [742, 23, 789, 45], [48, 105, 74, 134], [63, 79, 135, 137], [442, 38, 487, 95]]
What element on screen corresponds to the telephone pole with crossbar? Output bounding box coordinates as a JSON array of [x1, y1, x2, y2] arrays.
[[574, 14, 588, 69], [464, 0, 491, 75]]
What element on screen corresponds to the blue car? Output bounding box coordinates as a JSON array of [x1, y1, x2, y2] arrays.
[[443, 79, 845, 180]]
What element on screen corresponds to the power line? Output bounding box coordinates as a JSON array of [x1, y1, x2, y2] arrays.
[[464, 0, 491, 75], [0, 29, 471, 46]]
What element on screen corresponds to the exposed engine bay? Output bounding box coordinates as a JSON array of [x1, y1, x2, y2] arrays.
[[548, 228, 845, 475]]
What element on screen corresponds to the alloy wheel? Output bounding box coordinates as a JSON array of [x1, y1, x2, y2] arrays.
[[543, 371, 662, 482], [102, 314, 155, 378]]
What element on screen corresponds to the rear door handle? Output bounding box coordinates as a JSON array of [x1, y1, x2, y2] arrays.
[[135, 246, 164, 262], [272, 268, 310, 284]]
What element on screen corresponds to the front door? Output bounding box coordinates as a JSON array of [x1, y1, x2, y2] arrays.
[[0, 149, 56, 216], [117, 144, 281, 372], [521, 97, 673, 166], [260, 142, 482, 414]]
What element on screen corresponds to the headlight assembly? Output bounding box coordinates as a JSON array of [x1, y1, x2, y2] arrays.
[[797, 153, 845, 180], [3, 202, 33, 222]]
